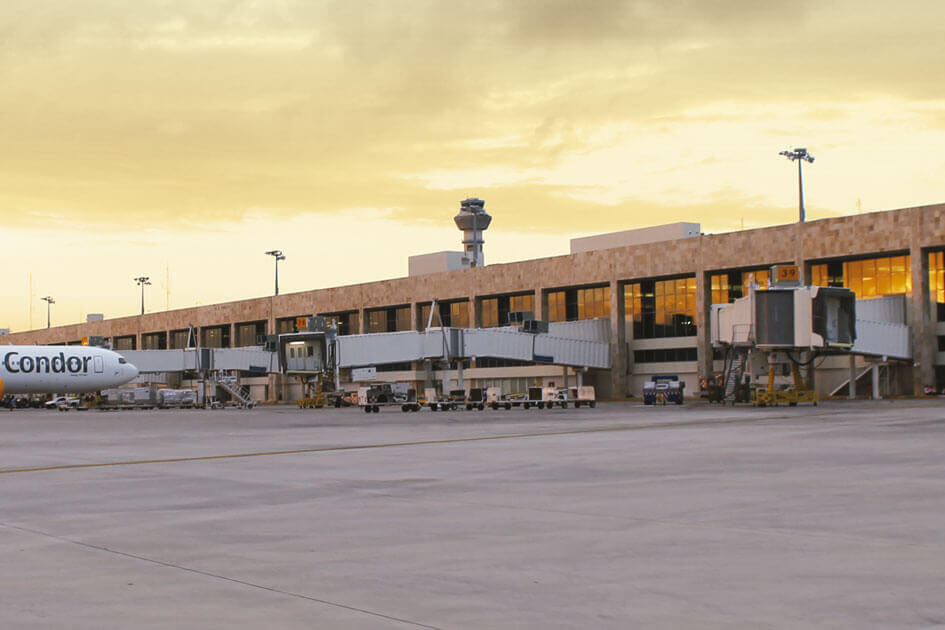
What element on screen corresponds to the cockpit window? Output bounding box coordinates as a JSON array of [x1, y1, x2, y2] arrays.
[[118, 358, 127, 364]]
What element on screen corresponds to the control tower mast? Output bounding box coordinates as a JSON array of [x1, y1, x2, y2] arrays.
[[453, 198, 492, 268]]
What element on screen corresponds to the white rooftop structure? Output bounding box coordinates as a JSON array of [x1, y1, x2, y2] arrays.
[[408, 251, 471, 277], [570, 222, 701, 254]]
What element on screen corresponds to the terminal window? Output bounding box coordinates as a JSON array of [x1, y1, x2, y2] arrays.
[[113, 336, 136, 351], [367, 306, 411, 333], [811, 255, 911, 299], [418, 301, 469, 330], [624, 277, 697, 338], [710, 269, 771, 304], [481, 293, 534, 328], [547, 286, 610, 322], [319, 312, 358, 336], [930, 251, 945, 321]]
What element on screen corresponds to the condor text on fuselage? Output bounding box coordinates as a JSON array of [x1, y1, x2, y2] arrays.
[[1, 345, 139, 395]]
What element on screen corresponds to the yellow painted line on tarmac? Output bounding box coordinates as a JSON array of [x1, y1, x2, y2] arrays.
[[0, 413, 800, 476]]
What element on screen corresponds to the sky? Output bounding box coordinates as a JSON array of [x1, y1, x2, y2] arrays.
[[2, 0, 944, 331]]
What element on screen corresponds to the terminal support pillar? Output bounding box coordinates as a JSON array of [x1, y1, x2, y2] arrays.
[[849, 355, 857, 399], [872, 363, 881, 400], [793, 223, 808, 285], [562, 365, 569, 390], [469, 295, 480, 328], [410, 302, 421, 331], [608, 279, 628, 398], [909, 237, 935, 395], [534, 288, 546, 322], [696, 269, 713, 385]]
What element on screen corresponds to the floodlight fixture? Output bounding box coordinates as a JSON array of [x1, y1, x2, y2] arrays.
[[265, 250, 286, 295], [780, 147, 815, 222], [134, 276, 151, 315], [41, 295, 55, 328]]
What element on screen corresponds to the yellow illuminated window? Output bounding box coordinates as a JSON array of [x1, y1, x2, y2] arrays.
[[842, 255, 911, 298], [930, 251, 945, 304]]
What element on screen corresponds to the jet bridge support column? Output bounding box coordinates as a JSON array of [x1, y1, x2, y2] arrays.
[[872, 363, 881, 400], [848, 354, 857, 399]]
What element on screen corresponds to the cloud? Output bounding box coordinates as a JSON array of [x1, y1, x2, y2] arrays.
[[1, 0, 944, 331]]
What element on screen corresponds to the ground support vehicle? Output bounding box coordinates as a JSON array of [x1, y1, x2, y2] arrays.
[[157, 389, 198, 409], [359, 383, 420, 413], [566, 386, 597, 408], [97, 386, 159, 410], [45, 396, 82, 411], [464, 387, 487, 411], [752, 361, 818, 407], [422, 387, 465, 411], [487, 385, 597, 410], [643, 376, 685, 405]]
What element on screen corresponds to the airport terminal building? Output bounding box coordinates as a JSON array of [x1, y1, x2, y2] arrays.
[[5, 201, 945, 400]]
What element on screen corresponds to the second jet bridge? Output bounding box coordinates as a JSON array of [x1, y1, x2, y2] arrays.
[[279, 319, 612, 374], [335, 322, 611, 370]]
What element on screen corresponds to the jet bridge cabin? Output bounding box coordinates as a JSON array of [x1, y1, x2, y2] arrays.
[[279, 332, 333, 373], [714, 285, 857, 350]]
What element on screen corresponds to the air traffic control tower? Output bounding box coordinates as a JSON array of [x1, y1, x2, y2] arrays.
[[454, 197, 492, 268]]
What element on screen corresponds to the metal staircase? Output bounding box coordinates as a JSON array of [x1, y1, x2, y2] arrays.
[[723, 352, 747, 399], [722, 351, 748, 402], [213, 372, 256, 408]]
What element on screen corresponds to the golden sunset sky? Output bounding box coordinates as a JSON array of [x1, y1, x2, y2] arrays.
[[2, 0, 943, 331]]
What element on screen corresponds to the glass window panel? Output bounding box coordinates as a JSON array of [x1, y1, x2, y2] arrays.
[[891, 272, 905, 295], [877, 269, 891, 295], [876, 257, 890, 276]]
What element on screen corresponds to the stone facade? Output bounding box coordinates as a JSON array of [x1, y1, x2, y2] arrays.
[[6, 203, 945, 396]]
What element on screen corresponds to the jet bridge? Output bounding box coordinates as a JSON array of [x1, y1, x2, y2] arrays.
[[334, 323, 611, 370], [711, 289, 911, 360]]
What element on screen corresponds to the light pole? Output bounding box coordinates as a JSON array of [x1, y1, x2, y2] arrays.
[[779, 147, 815, 222], [134, 276, 151, 314], [265, 250, 285, 296], [41, 296, 55, 328]]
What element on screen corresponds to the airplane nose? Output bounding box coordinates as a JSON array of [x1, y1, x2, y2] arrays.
[[127, 363, 139, 379]]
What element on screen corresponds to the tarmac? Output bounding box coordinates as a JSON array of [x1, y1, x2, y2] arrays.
[[1, 400, 944, 629]]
